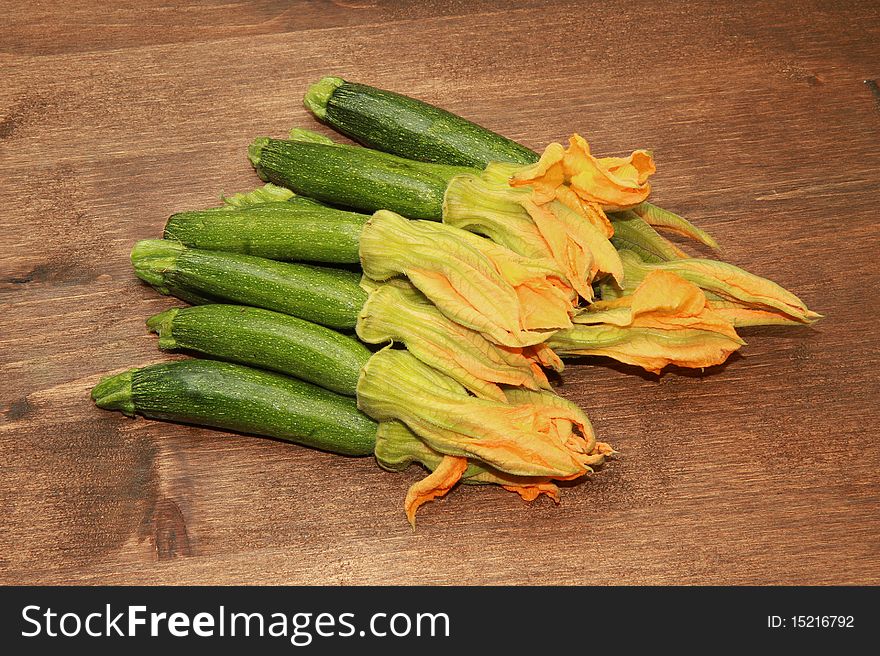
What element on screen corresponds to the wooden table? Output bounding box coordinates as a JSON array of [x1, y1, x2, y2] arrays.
[[2, 0, 878, 585]]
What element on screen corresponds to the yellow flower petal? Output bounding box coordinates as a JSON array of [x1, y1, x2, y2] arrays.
[[564, 134, 655, 210], [522, 342, 565, 373], [707, 300, 823, 327], [359, 210, 572, 347], [358, 349, 604, 479], [609, 210, 690, 261], [550, 270, 744, 373], [502, 482, 561, 503], [404, 455, 468, 528], [511, 141, 567, 204], [601, 250, 821, 327], [357, 279, 553, 401]]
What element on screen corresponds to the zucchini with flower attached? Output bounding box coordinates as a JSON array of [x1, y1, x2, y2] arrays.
[[303, 76, 719, 259], [139, 207, 575, 347], [92, 350, 612, 526], [250, 131, 666, 302]]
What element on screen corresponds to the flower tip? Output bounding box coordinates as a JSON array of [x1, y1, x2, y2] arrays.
[[503, 483, 561, 503], [703, 234, 722, 251], [403, 456, 467, 528], [595, 441, 616, 457]]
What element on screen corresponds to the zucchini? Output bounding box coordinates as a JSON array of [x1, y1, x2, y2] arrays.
[[304, 76, 537, 168], [164, 199, 367, 264], [91, 360, 376, 456], [147, 304, 371, 396], [248, 137, 470, 220], [131, 239, 366, 330], [303, 77, 706, 254]]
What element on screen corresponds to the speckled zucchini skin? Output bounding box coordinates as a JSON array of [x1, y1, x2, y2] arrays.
[[92, 360, 377, 456], [164, 199, 368, 264], [249, 137, 469, 220], [132, 240, 366, 330], [305, 76, 539, 168], [147, 304, 370, 396]]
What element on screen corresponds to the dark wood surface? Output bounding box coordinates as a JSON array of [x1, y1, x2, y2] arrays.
[[1, 0, 878, 585]]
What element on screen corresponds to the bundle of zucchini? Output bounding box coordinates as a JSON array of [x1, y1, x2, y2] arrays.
[[93, 78, 819, 525]]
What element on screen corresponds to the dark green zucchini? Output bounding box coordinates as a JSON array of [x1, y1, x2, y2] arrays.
[[303, 76, 693, 251], [164, 199, 368, 264], [248, 137, 470, 220], [91, 359, 376, 456], [131, 240, 366, 330], [147, 304, 371, 396], [304, 76, 538, 168]]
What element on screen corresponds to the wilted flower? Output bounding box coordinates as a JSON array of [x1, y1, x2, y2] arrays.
[[359, 210, 574, 347], [444, 168, 622, 300], [356, 279, 555, 402], [358, 348, 607, 481], [374, 417, 612, 526], [599, 250, 821, 326], [549, 270, 745, 373]]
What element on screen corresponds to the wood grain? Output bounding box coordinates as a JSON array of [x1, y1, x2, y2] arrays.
[[1, 0, 878, 585]]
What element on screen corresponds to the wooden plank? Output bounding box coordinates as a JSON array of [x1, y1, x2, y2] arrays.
[[1, 0, 878, 585]]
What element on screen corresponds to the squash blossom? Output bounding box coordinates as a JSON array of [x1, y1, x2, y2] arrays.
[[598, 250, 822, 327], [445, 133, 659, 301], [548, 270, 745, 373], [360, 210, 574, 347], [444, 166, 622, 300], [375, 420, 613, 526], [357, 349, 609, 499], [356, 278, 557, 402], [510, 134, 655, 212]]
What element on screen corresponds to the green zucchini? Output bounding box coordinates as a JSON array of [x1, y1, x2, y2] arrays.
[[147, 304, 371, 396], [164, 199, 367, 264], [91, 359, 376, 456], [248, 137, 470, 220], [131, 239, 366, 330], [303, 77, 712, 254], [304, 76, 537, 168]]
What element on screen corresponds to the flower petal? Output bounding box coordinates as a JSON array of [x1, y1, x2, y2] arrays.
[[357, 279, 553, 401], [360, 210, 572, 347], [609, 210, 689, 261], [502, 482, 561, 503], [564, 134, 655, 211], [600, 249, 821, 327], [630, 202, 719, 250], [508, 142, 567, 204], [358, 349, 606, 479], [404, 456, 468, 528], [654, 259, 820, 326], [550, 270, 744, 372]]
